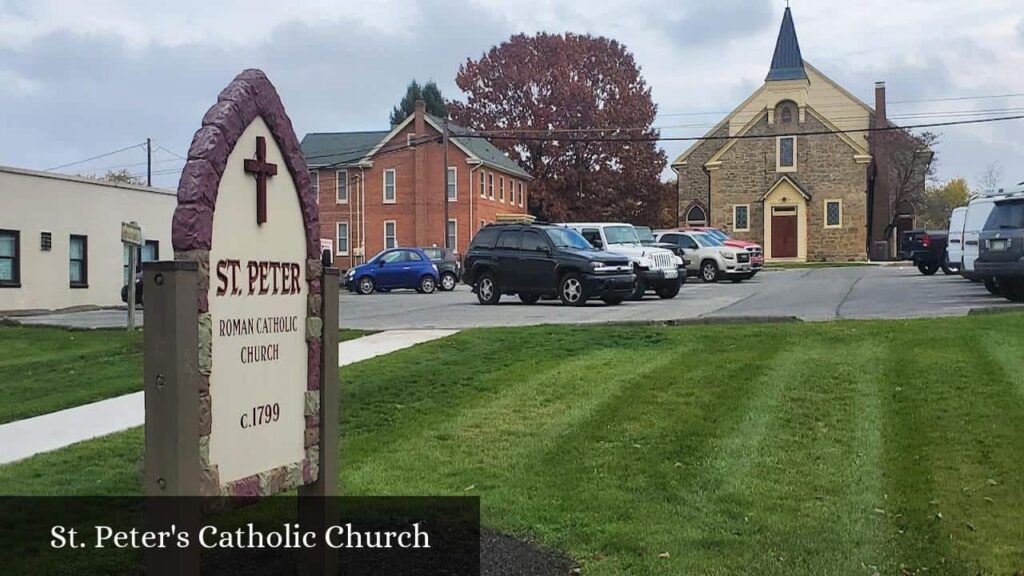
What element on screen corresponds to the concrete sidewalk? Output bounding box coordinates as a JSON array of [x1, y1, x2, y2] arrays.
[[0, 329, 458, 466]]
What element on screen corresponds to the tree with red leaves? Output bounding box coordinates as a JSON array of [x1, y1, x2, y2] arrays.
[[450, 33, 669, 225]]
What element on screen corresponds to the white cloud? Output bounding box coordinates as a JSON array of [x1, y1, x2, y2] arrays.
[[0, 0, 1022, 188]]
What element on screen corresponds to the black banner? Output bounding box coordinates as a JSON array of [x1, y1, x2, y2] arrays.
[[0, 497, 480, 575]]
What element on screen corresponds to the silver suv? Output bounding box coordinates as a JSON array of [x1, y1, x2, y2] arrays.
[[655, 230, 753, 283], [563, 222, 684, 300]]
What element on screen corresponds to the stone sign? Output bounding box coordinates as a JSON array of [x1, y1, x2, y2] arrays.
[[169, 69, 326, 497]]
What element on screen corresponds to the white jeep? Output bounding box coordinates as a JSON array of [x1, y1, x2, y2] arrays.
[[563, 222, 684, 300]]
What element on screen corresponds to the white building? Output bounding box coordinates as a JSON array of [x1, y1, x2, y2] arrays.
[[0, 165, 174, 312]]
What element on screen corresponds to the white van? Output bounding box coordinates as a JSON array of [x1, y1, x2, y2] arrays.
[[945, 206, 967, 269], [961, 195, 1000, 280]]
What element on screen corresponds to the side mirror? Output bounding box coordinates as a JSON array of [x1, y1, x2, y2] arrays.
[[592, 240, 603, 249], [537, 245, 550, 254]]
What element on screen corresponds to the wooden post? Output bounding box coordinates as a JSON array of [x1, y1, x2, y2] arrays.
[[299, 267, 340, 575], [143, 260, 201, 575], [127, 246, 137, 331]]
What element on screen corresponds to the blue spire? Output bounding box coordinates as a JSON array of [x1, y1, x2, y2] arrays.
[[766, 7, 807, 81]]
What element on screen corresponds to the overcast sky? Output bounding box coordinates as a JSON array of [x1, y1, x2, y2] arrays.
[[2, 0, 1022, 190]]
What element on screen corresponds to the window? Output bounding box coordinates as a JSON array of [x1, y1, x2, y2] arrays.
[[777, 136, 796, 171], [447, 167, 457, 201], [470, 226, 500, 249], [499, 176, 505, 202], [0, 229, 19, 287], [446, 219, 457, 249], [336, 170, 348, 203], [497, 230, 522, 250], [384, 220, 397, 249], [124, 241, 159, 285], [685, 205, 707, 226], [825, 200, 843, 228], [69, 234, 88, 288], [733, 205, 750, 231], [519, 182, 525, 207], [310, 171, 319, 200], [337, 222, 350, 255], [403, 249, 423, 262], [479, 172, 486, 197], [407, 133, 416, 146], [142, 240, 159, 263], [521, 230, 547, 252], [40, 231, 52, 252], [383, 169, 396, 203], [488, 173, 494, 199], [480, 219, 486, 231], [780, 106, 793, 123], [580, 228, 603, 248]]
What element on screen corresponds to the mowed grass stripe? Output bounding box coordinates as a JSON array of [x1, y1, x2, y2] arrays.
[[343, 346, 668, 495], [880, 318, 1024, 574], [517, 326, 788, 574], [0, 327, 142, 424]]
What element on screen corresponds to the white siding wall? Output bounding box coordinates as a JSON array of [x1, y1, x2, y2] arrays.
[[0, 166, 175, 312]]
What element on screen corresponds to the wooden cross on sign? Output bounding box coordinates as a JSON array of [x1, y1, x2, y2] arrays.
[[243, 136, 278, 225]]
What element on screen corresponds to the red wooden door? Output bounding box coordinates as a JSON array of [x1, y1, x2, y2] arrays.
[[772, 214, 798, 258]]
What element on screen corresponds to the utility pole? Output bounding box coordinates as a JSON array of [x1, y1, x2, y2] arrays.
[[442, 118, 450, 249], [146, 137, 152, 187]]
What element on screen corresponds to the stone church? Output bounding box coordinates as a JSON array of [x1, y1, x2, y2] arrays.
[[672, 7, 931, 261]]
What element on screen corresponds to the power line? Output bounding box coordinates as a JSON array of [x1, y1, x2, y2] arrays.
[[462, 114, 1024, 143], [45, 142, 147, 172]]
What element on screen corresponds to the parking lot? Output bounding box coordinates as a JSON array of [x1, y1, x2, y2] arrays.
[[338, 264, 1022, 330], [8, 264, 1021, 330]]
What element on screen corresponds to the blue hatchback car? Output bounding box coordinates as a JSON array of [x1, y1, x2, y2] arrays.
[[344, 248, 440, 295]]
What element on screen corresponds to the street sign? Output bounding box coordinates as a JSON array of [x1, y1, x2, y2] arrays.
[[121, 221, 143, 246]]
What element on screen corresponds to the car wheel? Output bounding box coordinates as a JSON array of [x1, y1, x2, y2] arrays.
[[357, 276, 375, 295], [558, 273, 587, 307], [701, 260, 719, 283], [602, 296, 624, 305], [440, 272, 458, 291], [984, 277, 1001, 296], [476, 273, 501, 305], [518, 293, 540, 305], [655, 280, 681, 299], [419, 275, 436, 294], [628, 278, 646, 301], [917, 262, 938, 275]]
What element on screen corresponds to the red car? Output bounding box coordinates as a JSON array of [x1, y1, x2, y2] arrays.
[[683, 227, 764, 271]]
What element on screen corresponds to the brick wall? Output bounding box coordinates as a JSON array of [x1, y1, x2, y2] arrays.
[[316, 112, 528, 269]]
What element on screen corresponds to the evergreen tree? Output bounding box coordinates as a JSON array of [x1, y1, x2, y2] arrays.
[[390, 80, 448, 125]]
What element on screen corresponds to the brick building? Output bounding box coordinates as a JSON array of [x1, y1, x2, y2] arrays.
[[672, 7, 931, 261], [301, 101, 531, 269]]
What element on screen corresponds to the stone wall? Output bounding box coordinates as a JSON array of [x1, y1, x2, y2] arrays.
[[675, 124, 729, 224], [712, 111, 868, 261]]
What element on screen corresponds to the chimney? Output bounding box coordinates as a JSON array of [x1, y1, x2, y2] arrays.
[[874, 81, 887, 123], [414, 99, 427, 136]]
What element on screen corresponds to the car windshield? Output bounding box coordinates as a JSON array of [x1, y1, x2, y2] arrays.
[[985, 200, 1024, 229], [605, 225, 640, 245], [634, 226, 656, 243], [694, 233, 723, 247], [545, 228, 593, 250]]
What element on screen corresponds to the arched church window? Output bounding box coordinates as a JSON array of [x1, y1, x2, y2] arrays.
[[780, 105, 793, 123], [686, 205, 707, 226]]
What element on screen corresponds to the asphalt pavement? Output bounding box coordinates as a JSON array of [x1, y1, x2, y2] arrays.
[[7, 265, 1022, 330]]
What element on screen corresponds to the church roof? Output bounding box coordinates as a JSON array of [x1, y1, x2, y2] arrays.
[[766, 7, 807, 82]]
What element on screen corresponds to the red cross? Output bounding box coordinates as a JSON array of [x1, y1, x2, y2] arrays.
[[243, 136, 278, 225]]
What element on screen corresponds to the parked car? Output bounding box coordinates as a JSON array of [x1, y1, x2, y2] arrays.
[[945, 206, 967, 273], [899, 229, 952, 275], [462, 223, 635, 306], [563, 222, 684, 300], [655, 230, 753, 282], [344, 248, 439, 295], [420, 246, 461, 291], [634, 226, 688, 263], [120, 272, 143, 306], [961, 193, 1003, 286], [683, 227, 764, 272], [975, 190, 1024, 302]]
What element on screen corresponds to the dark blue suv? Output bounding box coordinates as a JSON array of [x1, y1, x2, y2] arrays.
[[344, 248, 440, 295]]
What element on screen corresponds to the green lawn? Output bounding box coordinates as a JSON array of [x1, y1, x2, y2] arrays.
[[1, 317, 1023, 575], [0, 327, 142, 424]]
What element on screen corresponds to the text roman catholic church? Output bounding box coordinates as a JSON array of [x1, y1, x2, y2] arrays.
[[672, 7, 932, 261]]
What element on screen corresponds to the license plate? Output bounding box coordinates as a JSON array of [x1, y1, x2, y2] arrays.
[[990, 239, 1008, 251], [663, 269, 678, 279]]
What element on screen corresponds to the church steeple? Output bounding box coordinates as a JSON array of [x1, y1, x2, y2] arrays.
[[766, 7, 807, 82]]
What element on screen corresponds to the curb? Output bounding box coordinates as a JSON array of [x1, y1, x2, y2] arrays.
[[968, 304, 1024, 316]]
